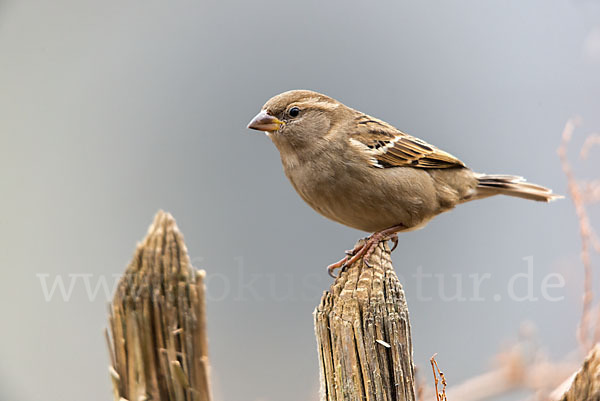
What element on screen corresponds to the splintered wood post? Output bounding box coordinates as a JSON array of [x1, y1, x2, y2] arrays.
[[314, 240, 416, 401], [559, 344, 600, 401], [106, 211, 211, 401]]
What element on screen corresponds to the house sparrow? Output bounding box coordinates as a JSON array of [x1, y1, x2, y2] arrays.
[[247, 90, 561, 277]]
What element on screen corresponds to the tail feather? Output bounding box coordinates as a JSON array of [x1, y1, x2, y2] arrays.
[[475, 174, 562, 202]]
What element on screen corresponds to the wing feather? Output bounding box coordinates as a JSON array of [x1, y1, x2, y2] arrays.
[[350, 115, 466, 169]]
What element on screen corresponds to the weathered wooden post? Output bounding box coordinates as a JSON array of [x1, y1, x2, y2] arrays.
[[314, 240, 416, 401], [106, 211, 211, 401], [558, 344, 600, 401]]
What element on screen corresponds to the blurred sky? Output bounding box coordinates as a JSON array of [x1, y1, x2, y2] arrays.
[[1, 1, 600, 401]]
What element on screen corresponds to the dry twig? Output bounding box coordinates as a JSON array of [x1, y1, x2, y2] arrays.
[[430, 354, 447, 401], [557, 118, 599, 352]]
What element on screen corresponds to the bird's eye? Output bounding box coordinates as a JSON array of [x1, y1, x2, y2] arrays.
[[288, 107, 300, 118]]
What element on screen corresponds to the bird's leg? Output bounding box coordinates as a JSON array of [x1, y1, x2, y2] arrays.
[[339, 241, 370, 268], [361, 225, 404, 267], [343, 236, 369, 255], [361, 232, 387, 268], [327, 226, 403, 277]]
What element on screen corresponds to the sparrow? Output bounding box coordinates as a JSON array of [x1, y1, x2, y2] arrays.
[[247, 90, 561, 277]]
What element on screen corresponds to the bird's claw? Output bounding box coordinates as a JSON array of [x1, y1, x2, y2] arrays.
[[327, 256, 350, 278], [327, 264, 340, 278], [389, 234, 399, 252]]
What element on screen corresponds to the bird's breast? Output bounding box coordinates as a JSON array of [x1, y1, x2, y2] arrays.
[[282, 157, 437, 232]]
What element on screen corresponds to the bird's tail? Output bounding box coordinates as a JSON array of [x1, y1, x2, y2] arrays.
[[475, 174, 562, 202]]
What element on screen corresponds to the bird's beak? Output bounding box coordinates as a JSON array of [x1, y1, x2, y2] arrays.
[[247, 110, 284, 132]]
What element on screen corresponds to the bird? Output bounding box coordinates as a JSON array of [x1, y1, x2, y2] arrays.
[[247, 90, 561, 277]]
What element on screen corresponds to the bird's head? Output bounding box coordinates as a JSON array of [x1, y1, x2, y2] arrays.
[[247, 90, 350, 155]]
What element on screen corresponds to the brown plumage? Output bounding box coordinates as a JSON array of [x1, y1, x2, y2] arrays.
[[247, 90, 561, 276]]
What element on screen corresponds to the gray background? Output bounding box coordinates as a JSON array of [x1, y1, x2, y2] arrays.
[[1, 1, 599, 400]]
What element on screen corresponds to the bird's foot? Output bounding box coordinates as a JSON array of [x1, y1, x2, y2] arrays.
[[328, 236, 380, 275], [327, 241, 365, 278], [327, 227, 403, 278], [361, 231, 388, 267]]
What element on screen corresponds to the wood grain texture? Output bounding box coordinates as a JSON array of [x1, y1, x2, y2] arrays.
[[559, 344, 600, 401], [107, 211, 211, 401], [314, 240, 416, 401]]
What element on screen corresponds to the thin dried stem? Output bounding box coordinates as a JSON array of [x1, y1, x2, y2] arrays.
[[557, 118, 596, 352], [580, 133, 600, 160], [430, 354, 447, 401]]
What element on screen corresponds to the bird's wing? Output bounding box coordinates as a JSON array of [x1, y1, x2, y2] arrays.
[[349, 115, 466, 169]]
